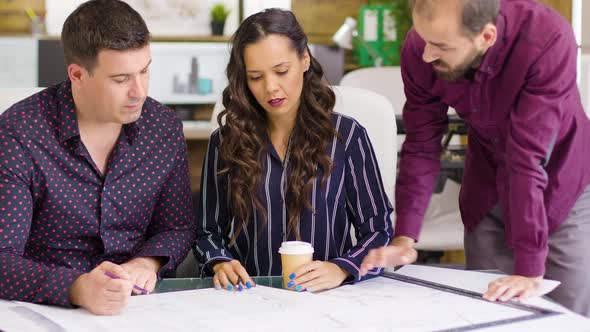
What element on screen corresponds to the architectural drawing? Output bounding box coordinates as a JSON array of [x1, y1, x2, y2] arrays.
[[15, 272, 563, 332]]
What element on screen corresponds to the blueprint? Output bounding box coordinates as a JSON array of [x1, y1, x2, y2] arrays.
[[9, 266, 590, 332]]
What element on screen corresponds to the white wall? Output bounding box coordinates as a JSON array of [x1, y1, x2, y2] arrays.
[[582, 0, 590, 49], [45, 0, 242, 37], [579, 1, 590, 114], [44, 0, 81, 35], [244, 0, 291, 17], [0, 38, 37, 88]]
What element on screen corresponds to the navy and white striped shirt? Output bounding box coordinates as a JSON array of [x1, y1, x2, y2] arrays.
[[194, 113, 393, 281]]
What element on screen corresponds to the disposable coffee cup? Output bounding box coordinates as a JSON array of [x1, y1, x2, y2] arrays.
[[279, 241, 314, 289]]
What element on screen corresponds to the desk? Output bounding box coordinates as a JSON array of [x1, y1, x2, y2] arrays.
[[2, 267, 589, 332]]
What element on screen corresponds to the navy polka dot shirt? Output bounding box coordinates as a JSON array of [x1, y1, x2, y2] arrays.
[[0, 81, 195, 307]]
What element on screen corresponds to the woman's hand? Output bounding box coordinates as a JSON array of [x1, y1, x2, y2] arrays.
[[212, 259, 255, 291], [289, 261, 349, 293]]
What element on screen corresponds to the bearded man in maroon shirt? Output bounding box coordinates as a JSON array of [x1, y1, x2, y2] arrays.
[[361, 0, 590, 317]]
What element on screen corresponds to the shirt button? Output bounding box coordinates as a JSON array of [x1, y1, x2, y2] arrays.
[[472, 108, 479, 113], [492, 137, 500, 144]]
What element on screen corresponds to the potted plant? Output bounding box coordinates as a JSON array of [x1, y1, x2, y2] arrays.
[[210, 3, 231, 36]]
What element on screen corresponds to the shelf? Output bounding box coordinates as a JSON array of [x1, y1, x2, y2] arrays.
[[157, 93, 219, 105], [0, 33, 36, 37], [182, 120, 212, 140], [152, 35, 231, 43], [30, 35, 232, 43]]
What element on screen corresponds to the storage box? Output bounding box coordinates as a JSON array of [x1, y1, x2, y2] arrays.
[[355, 5, 401, 66]]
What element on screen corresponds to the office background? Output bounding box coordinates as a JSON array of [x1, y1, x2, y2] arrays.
[[0, 0, 588, 266]]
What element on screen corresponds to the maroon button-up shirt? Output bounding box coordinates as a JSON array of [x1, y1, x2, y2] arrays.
[[396, 0, 590, 277]]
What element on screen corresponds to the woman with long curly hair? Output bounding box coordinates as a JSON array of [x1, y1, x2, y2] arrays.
[[194, 8, 393, 293]]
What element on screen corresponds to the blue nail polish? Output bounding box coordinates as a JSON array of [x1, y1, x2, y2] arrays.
[[238, 284, 243, 291], [295, 285, 303, 291], [306, 287, 313, 292], [246, 282, 252, 289], [227, 285, 233, 291], [289, 273, 296, 279], [287, 281, 295, 288]]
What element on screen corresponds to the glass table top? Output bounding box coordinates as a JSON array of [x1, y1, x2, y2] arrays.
[[154, 276, 284, 293]]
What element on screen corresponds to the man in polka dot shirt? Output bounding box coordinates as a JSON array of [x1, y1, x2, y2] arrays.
[[0, 0, 195, 315]]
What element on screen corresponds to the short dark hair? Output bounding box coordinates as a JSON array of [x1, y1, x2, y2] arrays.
[[410, 0, 500, 36], [61, 0, 150, 72]]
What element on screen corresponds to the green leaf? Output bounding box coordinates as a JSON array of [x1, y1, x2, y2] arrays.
[[211, 3, 231, 22]]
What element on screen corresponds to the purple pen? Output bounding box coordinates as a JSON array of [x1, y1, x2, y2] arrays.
[[104, 271, 150, 295]]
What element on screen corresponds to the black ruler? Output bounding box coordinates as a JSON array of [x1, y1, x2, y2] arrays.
[[381, 271, 561, 332]]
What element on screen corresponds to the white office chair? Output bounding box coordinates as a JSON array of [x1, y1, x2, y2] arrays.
[[0, 87, 45, 114], [340, 67, 460, 151], [340, 67, 405, 152], [332, 86, 397, 201], [339, 66, 458, 116], [340, 67, 406, 117], [340, 67, 464, 251]]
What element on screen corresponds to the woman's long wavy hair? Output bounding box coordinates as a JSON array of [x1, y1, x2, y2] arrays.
[[218, 8, 338, 243]]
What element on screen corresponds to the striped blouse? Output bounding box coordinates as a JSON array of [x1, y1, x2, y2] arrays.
[[194, 113, 393, 281]]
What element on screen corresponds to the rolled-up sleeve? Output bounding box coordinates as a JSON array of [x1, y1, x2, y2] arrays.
[[331, 122, 393, 281]]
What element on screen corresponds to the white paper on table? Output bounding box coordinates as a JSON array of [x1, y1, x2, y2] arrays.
[[16, 286, 345, 332], [315, 276, 535, 331], [16, 269, 585, 332], [16, 280, 533, 332], [0, 300, 67, 332], [393, 264, 561, 297]]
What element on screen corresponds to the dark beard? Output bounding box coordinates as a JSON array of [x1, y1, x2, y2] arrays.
[[433, 51, 484, 81]]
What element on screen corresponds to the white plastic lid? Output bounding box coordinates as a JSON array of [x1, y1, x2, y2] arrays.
[[278, 241, 314, 255]]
